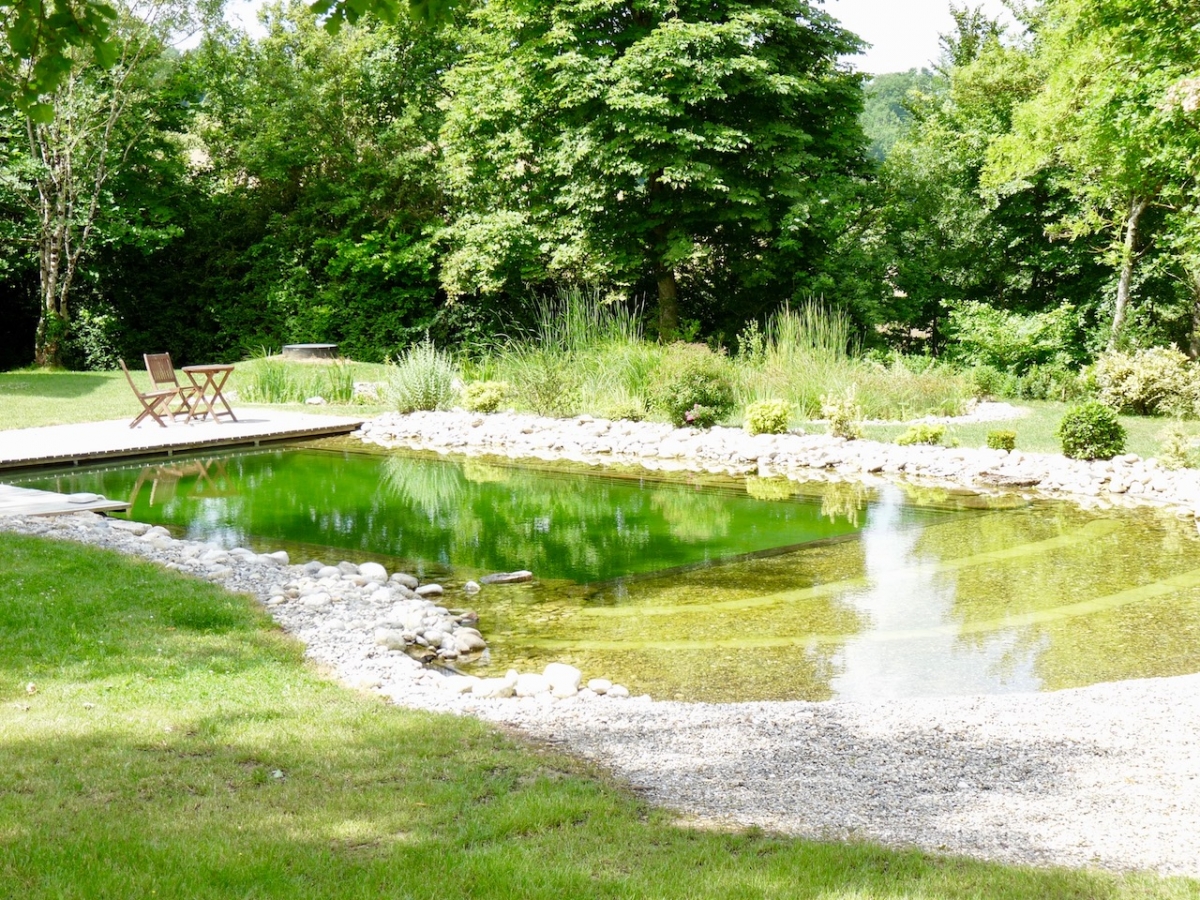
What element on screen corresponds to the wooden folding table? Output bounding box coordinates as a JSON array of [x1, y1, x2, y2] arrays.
[[182, 364, 238, 423]]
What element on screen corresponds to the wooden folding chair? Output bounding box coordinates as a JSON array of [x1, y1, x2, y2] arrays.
[[118, 360, 179, 429], [143, 352, 198, 420]]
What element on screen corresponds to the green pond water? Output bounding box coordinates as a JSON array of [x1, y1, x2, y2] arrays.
[[14, 443, 1200, 702]]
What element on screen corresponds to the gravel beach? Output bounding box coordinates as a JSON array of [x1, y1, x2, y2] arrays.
[[5, 407, 1199, 879]]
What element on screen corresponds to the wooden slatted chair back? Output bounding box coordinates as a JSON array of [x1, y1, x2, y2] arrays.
[[143, 352, 198, 421], [144, 353, 181, 391]]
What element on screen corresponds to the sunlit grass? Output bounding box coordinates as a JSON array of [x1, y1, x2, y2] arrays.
[[0, 361, 392, 430], [860, 400, 1200, 459], [1, 531, 1193, 899]]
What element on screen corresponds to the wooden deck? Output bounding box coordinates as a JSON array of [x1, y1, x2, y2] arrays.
[[0, 410, 365, 515], [0, 483, 131, 516]]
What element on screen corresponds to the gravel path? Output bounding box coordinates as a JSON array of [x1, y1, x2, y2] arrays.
[[464, 677, 1200, 877]]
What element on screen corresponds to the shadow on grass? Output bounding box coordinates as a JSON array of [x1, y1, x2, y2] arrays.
[[0, 531, 1192, 899], [0, 370, 116, 399], [0, 706, 1152, 900]]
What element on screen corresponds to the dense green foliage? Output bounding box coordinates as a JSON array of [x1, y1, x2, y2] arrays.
[[860, 69, 935, 162], [2, 0, 1200, 424], [1057, 400, 1127, 459], [743, 398, 791, 435]]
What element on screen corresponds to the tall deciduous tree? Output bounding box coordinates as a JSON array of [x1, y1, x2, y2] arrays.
[[438, 0, 865, 338], [178, 0, 458, 360], [8, 0, 204, 367], [984, 0, 1200, 349]]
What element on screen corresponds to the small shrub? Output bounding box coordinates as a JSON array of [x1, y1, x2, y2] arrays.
[[509, 351, 581, 417], [1056, 401, 1126, 460], [986, 429, 1017, 452], [461, 380, 510, 413], [648, 343, 735, 427], [683, 404, 720, 428], [1093, 346, 1198, 416], [388, 339, 458, 413], [821, 388, 863, 440], [744, 399, 791, 435], [968, 364, 1019, 400], [1156, 422, 1200, 470], [1015, 363, 1085, 402], [895, 423, 946, 446]]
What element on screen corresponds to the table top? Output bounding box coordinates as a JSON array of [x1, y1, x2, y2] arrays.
[[182, 364, 235, 373]]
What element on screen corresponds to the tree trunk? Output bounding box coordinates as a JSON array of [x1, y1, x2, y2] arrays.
[[656, 263, 679, 341], [1187, 265, 1200, 360], [1109, 195, 1149, 350], [647, 170, 680, 341]]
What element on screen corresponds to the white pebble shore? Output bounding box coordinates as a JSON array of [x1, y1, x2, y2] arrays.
[[5, 405, 1199, 877]]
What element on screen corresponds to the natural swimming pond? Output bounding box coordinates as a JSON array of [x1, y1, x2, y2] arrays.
[[15, 442, 1200, 702]]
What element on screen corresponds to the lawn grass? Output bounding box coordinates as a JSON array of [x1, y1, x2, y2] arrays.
[[858, 400, 1200, 459], [0, 363, 390, 430], [2, 531, 1195, 899]]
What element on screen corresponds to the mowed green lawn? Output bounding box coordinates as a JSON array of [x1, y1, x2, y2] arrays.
[[2, 533, 1195, 899], [0, 365, 389, 429], [5, 368, 1200, 460]]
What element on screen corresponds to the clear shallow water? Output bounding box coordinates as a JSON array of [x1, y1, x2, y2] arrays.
[[15, 444, 1200, 702]]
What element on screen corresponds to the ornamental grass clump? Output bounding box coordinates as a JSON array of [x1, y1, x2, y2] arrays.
[[743, 399, 791, 435], [1056, 400, 1126, 460], [388, 339, 458, 413]]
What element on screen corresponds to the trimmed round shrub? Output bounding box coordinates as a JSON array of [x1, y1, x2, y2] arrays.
[[648, 344, 735, 428], [986, 429, 1017, 451], [1056, 401, 1126, 460], [461, 380, 510, 413], [744, 399, 791, 435]]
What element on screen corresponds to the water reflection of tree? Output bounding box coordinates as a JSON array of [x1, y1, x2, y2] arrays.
[[648, 486, 732, 542], [820, 481, 869, 527]]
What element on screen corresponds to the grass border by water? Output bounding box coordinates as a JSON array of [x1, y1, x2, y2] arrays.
[[2, 531, 1194, 898]]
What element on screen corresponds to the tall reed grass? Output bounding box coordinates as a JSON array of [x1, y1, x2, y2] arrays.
[[470, 287, 659, 419], [736, 305, 971, 422], [238, 354, 365, 405]]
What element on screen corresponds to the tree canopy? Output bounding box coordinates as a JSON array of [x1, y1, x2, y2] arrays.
[[438, 0, 866, 338], [3, 0, 1200, 371]]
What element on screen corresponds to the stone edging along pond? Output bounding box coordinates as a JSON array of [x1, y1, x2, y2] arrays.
[[357, 408, 1200, 518]]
